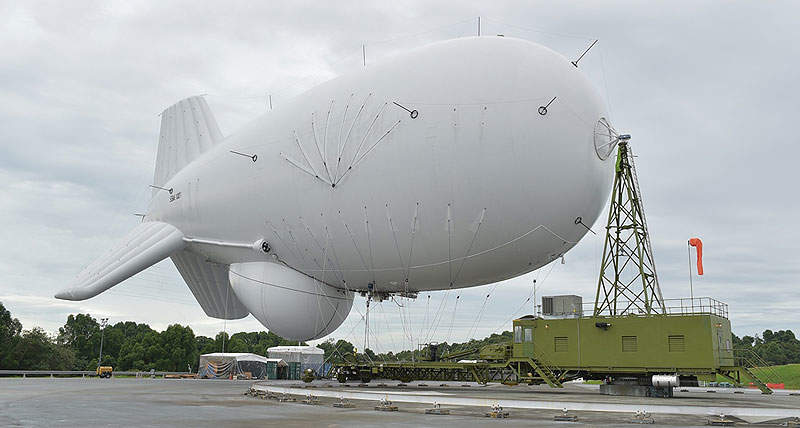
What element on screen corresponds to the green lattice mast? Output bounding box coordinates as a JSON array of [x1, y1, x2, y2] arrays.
[[593, 136, 665, 317]]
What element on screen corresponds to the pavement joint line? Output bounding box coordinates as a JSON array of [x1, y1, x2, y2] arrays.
[[252, 383, 800, 421]]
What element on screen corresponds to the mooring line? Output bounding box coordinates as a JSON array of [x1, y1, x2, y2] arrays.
[[385, 203, 406, 275], [363, 204, 377, 285], [300, 215, 345, 284], [335, 93, 354, 181], [265, 220, 301, 263], [340, 211, 371, 277], [348, 119, 402, 171], [447, 203, 453, 287], [452, 208, 487, 286], [293, 130, 322, 178], [336, 93, 372, 182], [323, 99, 335, 175], [340, 101, 387, 181], [404, 202, 420, 285], [310, 112, 333, 183], [280, 153, 332, 186]]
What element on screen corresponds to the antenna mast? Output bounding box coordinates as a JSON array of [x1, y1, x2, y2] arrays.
[[593, 135, 665, 317]]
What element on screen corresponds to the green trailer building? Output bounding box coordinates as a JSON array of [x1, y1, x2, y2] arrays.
[[501, 298, 770, 396], [513, 304, 731, 379]]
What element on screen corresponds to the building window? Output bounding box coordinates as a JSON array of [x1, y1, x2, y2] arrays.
[[514, 325, 523, 343], [622, 336, 638, 352], [554, 337, 568, 352], [524, 328, 533, 343], [668, 335, 685, 352]]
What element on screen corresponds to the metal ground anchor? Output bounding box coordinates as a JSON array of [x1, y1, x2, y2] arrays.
[[706, 414, 735, 426], [301, 393, 319, 405], [485, 402, 509, 418], [277, 392, 296, 402], [630, 410, 655, 424], [374, 396, 398, 411], [554, 408, 579, 422], [425, 401, 450, 415], [333, 396, 355, 408]]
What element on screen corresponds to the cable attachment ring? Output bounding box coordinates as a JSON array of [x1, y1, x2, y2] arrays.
[[393, 101, 419, 119], [538, 96, 557, 116], [575, 216, 596, 235], [230, 150, 258, 162]]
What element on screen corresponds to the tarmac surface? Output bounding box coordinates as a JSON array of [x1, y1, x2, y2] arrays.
[[1, 377, 798, 427]]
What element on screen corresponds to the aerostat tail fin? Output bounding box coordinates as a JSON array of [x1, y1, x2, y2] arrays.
[[56, 221, 185, 301], [153, 96, 222, 192]]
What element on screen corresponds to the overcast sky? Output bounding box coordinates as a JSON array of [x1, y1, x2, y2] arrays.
[[1, 1, 798, 352]]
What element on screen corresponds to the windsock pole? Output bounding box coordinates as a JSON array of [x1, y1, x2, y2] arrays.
[[687, 237, 704, 312], [687, 241, 694, 311]]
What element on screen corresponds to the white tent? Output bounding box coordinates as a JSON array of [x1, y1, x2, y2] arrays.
[[198, 353, 282, 379]]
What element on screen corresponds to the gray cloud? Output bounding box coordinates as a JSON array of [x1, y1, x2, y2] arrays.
[[1, 1, 797, 351]]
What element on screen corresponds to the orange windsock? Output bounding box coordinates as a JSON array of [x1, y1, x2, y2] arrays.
[[688, 238, 703, 275]]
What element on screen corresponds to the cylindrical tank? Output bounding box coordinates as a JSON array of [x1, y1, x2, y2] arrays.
[[652, 374, 680, 387]]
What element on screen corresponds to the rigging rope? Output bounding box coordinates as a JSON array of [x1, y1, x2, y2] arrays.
[[446, 295, 460, 343], [489, 260, 560, 335], [466, 291, 492, 340], [422, 289, 451, 344]]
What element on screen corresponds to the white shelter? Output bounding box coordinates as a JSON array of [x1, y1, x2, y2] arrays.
[[267, 346, 324, 375], [198, 352, 280, 379]]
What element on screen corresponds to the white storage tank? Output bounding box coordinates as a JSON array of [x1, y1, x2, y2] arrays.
[[267, 345, 325, 375]]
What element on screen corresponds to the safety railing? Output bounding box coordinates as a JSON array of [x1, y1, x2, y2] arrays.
[[732, 349, 782, 383], [580, 297, 728, 318], [662, 297, 728, 318]]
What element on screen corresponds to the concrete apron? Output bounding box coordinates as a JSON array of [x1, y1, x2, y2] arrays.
[[252, 383, 799, 424]]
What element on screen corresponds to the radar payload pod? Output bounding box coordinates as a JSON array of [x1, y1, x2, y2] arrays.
[[57, 37, 617, 340]]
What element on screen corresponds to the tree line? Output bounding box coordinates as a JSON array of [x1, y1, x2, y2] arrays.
[[733, 330, 800, 366], [2, 301, 799, 371], [316, 331, 515, 364], [0, 302, 299, 372]]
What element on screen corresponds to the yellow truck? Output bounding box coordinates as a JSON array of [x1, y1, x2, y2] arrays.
[[96, 366, 113, 378]]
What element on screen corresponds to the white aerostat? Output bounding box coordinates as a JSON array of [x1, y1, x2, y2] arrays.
[[57, 36, 616, 340]]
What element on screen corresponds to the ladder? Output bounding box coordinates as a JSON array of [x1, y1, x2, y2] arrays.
[[718, 365, 773, 394], [515, 350, 564, 388], [719, 349, 780, 394], [741, 366, 773, 395], [530, 357, 563, 388]]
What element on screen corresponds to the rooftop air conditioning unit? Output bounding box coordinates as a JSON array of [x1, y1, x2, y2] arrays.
[[541, 295, 582, 318]]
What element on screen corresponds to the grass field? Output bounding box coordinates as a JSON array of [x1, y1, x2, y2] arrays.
[[751, 364, 800, 389], [716, 364, 800, 389]]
